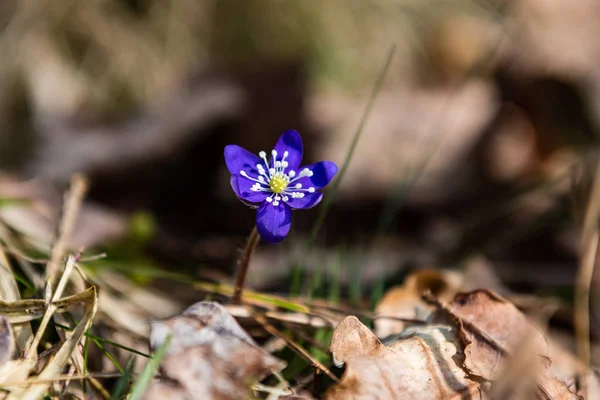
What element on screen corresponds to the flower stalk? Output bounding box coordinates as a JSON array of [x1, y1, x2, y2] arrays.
[[231, 226, 260, 304]]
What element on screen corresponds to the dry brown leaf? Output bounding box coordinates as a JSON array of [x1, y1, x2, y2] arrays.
[[147, 301, 285, 400], [444, 290, 579, 399], [374, 269, 462, 338], [327, 316, 483, 400], [447, 290, 547, 379]]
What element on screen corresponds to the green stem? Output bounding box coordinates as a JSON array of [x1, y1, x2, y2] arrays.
[[232, 226, 260, 304], [291, 44, 397, 296]]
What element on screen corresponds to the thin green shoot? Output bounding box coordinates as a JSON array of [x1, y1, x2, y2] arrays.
[[91, 337, 125, 374], [291, 44, 397, 295], [110, 356, 136, 400], [129, 334, 172, 400], [55, 322, 151, 358]]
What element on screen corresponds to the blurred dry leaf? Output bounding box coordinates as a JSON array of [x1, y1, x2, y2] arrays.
[[147, 301, 285, 400], [0, 174, 127, 249], [443, 290, 578, 399], [580, 370, 600, 399], [374, 269, 462, 338], [327, 316, 483, 400]]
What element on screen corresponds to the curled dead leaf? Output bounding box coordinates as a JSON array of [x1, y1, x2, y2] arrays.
[[374, 269, 462, 338], [146, 301, 285, 400], [327, 316, 483, 400], [440, 290, 579, 399]]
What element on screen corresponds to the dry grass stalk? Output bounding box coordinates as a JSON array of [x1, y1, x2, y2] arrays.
[[254, 314, 340, 384], [45, 174, 88, 289], [575, 157, 600, 392]]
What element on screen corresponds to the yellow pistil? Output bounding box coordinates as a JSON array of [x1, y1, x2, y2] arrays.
[[269, 174, 289, 193]]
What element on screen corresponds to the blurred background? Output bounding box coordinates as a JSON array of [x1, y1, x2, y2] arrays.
[[2, 0, 600, 340]]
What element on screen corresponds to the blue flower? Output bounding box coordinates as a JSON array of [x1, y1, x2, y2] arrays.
[[224, 130, 338, 243]]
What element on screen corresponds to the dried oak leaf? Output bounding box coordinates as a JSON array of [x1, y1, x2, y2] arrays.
[[326, 316, 483, 400], [146, 301, 284, 400], [445, 290, 579, 399], [375, 269, 462, 338]]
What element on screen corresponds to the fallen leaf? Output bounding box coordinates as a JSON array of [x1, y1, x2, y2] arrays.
[[327, 316, 483, 400], [147, 301, 285, 400], [443, 290, 579, 399], [374, 269, 461, 338]]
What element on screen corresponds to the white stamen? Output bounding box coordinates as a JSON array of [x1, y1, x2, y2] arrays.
[[242, 149, 325, 205]]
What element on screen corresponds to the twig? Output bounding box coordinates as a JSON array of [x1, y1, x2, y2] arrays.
[[0, 371, 131, 386], [254, 314, 340, 384]]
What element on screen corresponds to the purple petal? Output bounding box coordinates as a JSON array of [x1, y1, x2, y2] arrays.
[[285, 192, 323, 210], [274, 130, 303, 171], [224, 145, 261, 176], [230, 175, 269, 204], [256, 202, 292, 243], [296, 161, 338, 189]]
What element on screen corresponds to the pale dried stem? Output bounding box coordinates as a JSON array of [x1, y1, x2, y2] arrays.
[[45, 174, 88, 290], [25, 254, 78, 362], [574, 159, 600, 392], [0, 244, 34, 352]]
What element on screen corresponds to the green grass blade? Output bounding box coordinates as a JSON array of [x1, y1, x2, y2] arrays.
[[56, 322, 151, 358], [292, 44, 397, 295], [110, 356, 136, 400], [92, 337, 124, 373], [129, 334, 172, 400]]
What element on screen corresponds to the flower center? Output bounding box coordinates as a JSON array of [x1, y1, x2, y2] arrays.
[[239, 148, 316, 206], [269, 174, 289, 193]]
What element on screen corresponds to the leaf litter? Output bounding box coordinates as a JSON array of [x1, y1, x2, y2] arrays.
[[325, 286, 587, 400], [0, 175, 597, 400]]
